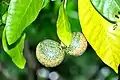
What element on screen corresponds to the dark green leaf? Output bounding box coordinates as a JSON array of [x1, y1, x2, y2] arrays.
[[6, 0, 44, 45], [0, 2, 8, 16], [56, 2, 72, 47], [91, 0, 120, 22], [0, 20, 2, 25], [2, 27, 26, 69]]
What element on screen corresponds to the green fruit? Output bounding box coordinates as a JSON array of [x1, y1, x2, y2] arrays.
[[36, 39, 65, 67], [65, 32, 87, 56]]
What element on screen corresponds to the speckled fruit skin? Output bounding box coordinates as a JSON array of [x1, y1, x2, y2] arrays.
[[65, 32, 87, 56], [36, 39, 65, 67]]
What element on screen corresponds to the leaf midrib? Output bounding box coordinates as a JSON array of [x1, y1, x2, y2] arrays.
[[16, 0, 33, 34]]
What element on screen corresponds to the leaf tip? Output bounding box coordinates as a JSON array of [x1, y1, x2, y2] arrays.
[[12, 57, 26, 69]]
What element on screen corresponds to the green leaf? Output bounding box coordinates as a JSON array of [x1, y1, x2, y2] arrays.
[[56, 2, 72, 47], [5, 0, 44, 45], [2, 11, 8, 24], [91, 0, 120, 22], [78, 0, 120, 73], [2, 27, 26, 69], [42, 0, 50, 8], [0, 2, 8, 16]]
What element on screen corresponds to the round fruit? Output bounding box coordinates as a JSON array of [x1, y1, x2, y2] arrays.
[[36, 39, 65, 67], [65, 32, 87, 56]]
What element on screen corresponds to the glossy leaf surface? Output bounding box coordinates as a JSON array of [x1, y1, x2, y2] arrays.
[[6, 0, 44, 45], [57, 3, 72, 47], [78, 0, 120, 73]]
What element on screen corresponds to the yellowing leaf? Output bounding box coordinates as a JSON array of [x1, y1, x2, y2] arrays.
[[78, 0, 120, 73], [56, 2, 72, 47]]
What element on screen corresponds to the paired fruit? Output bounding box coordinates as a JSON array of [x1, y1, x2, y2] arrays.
[[36, 32, 87, 67]]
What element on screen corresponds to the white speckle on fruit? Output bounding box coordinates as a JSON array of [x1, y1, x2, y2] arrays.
[[65, 32, 87, 56], [36, 39, 65, 67]]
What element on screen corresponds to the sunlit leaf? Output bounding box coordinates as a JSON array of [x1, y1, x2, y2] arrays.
[[56, 2, 72, 47], [91, 0, 120, 22], [78, 0, 120, 73], [2, 11, 8, 24], [2, 27, 26, 69], [5, 0, 44, 45]]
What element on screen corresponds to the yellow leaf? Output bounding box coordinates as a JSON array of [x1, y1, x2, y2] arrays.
[[56, 2, 72, 47], [78, 0, 120, 73]]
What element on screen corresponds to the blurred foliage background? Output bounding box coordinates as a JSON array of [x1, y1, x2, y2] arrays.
[[0, 0, 119, 80]]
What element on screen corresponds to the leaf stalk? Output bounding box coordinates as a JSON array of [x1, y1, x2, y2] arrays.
[[64, 0, 67, 9]]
